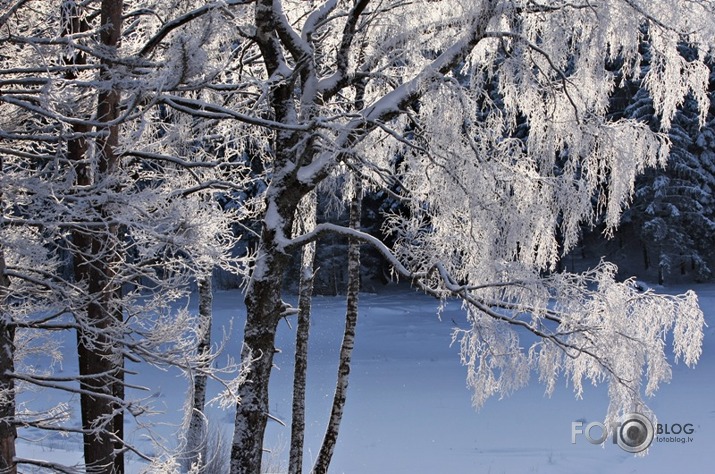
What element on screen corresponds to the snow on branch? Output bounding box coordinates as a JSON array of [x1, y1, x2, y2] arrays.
[[283, 222, 416, 278], [139, 0, 255, 57], [159, 95, 311, 130], [285, 222, 704, 424], [296, 1, 500, 185]]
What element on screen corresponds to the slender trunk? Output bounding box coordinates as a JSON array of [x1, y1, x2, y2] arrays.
[[184, 274, 213, 472], [288, 192, 317, 474], [0, 156, 17, 474], [313, 180, 362, 474], [555, 226, 565, 273], [111, 295, 124, 474]]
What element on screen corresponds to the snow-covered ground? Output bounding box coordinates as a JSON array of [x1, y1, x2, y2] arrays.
[[16, 284, 715, 473]]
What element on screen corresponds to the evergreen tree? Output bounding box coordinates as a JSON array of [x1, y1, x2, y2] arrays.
[[622, 49, 715, 282]]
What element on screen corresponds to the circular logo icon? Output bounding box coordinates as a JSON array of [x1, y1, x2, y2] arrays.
[[617, 413, 654, 453]]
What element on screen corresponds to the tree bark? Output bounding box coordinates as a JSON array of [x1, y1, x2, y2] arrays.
[[230, 189, 302, 474], [184, 274, 213, 472], [0, 308, 15, 474], [230, 256, 287, 473], [0, 156, 17, 474], [71, 2, 124, 472], [313, 179, 362, 474], [288, 192, 317, 474]]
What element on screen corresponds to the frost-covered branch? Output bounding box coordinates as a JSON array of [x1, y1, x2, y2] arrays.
[[272, 0, 311, 63], [285, 222, 704, 420], [139, 0, 255, 57], [317, 0, 371, 100], [159, 94, 311, 130], [483, 30, 582, 122], [297, 1, 500, 186]]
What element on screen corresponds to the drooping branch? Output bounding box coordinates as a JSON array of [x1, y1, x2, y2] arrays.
[[484, 30, 582, 123], [283, 222, 414, 276], [282, 220, 701, 408]]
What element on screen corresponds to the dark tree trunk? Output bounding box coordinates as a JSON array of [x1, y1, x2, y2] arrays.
[[74, 275, 119, 473], [313, 180, 362, 474], [71, 2, 124, 472], [0, 155, 17, 473], [0, 311, 15, 474]]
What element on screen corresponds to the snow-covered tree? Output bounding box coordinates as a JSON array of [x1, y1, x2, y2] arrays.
[[2, 1, 714, 473], [1, 1, 245, 472], [127, 1, 709, 472], [623, 50, 715, 283]]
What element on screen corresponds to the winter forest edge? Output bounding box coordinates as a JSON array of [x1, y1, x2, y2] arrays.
[[1, 1, 714, 473]]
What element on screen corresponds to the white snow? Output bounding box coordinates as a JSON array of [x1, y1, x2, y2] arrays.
[[15, 284, 715, 473]]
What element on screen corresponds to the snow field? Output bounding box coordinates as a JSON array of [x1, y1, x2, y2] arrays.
[[17, 285, 715, 473]]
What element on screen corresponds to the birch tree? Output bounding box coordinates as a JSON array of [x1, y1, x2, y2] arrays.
[[205, 2, 711, 472], [312, 178, 362, 474], [287, 191, 317, 474], [2, 1, 713, 473]]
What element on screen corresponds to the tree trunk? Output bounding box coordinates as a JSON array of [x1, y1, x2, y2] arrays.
[[74, 274, 119, 474], [0, 155, 17, 474], [313, 180, 362, 474], [97, 2, 124, 469], [288, 192, 317, 474], [230, 260, 286, 474], [72, 2, 124, 472], [184, 274, 213, 472], [0, 308, 15, 474], [230, 193, 299, 474]]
